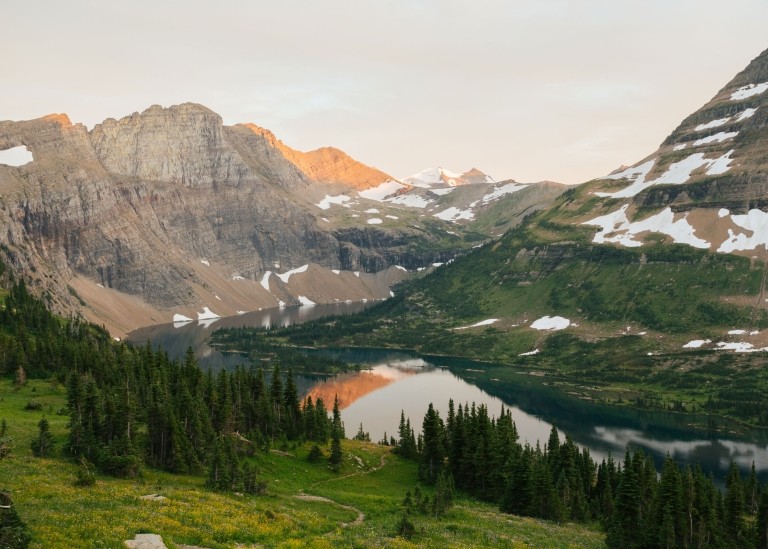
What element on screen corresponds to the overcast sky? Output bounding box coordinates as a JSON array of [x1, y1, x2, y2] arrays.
[[3, 0, 767, 184]]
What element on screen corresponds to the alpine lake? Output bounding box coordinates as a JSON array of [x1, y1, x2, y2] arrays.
[[128, 302, 768, 486]]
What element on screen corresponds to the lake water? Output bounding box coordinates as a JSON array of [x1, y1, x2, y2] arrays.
[[128, 305, 768, 484]]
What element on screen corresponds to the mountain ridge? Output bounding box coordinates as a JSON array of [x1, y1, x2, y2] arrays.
[[0, 102, 564, 335]]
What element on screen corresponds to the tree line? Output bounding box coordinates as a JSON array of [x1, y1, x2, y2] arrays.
[[395, 400, 768, 548]]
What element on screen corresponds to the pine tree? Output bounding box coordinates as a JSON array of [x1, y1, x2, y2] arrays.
[[30, 418, 55, 457], [755, 488, 768, 549], [419, 403, 445, 483], [431, 471, 456, 518], [329, 396, 343, 472], [607, 450, 641, 549], [0, 490, 32, 549], [724, 461, 745, 544]]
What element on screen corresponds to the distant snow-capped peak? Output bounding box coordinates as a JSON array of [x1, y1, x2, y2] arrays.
[[403, 167, 494, 188]]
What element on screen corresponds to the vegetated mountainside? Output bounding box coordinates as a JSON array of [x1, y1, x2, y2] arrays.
[[0, 103, 564, 336], [270, 47, 768, 428]]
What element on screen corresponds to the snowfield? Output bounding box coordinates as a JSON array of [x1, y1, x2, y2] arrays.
[[583, 206, 710, 249], [453, 318, 499, 330], [434, 207, 475, 222], [737, 107, 758, 121], [276, 264, 308, 283], [695, 117, 730, 131], [260, 272, 272, 291], [197, 307, 220, 320], [731, 82, 768, 100], [0, 146, 33, 166], [173, 314, 193, 323], [693, 132, 738, 147], [596, 150, 735, 199], [718, 209, 768, 253], [530, 316, 571, 331], [683, 339, 711, 349], [519, 349, 540, 356], [358, 180, 407, 201], [298, 296, 315, 306], [316, 194, 351, 210], [472, 183, 527, 206]]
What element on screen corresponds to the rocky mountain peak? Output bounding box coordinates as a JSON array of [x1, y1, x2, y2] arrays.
[[403, 167, 494, 188], [237, 123, 392, 190]]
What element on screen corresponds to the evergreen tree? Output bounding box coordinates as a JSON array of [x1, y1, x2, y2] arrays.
[[419, 403, 445, 483], [725, 461, 746, 544], [431, 471, 456, 518], [329, 396, 343, 472], [607, 450, 641, 549], [755, 488, 768, 549], [0, 491, 31, 549], [30, 418, 55, 457]]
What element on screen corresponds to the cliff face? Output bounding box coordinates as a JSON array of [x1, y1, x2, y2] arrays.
[[0, 103, 488, 333]]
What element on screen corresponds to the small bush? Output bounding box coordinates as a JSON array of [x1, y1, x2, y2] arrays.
[[307, 444, 323, 463], [394, 511, 415, 540], [23, 401, 42, 412], [74, 458, 96, 487]]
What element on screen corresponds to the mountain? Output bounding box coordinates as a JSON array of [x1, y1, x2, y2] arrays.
[[276, 47, 768, 431], [0, 103, 564, 335], [579, 48, 768, 254]]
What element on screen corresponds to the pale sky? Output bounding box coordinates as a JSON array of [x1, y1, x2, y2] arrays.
[[3, 0, 767, 184]]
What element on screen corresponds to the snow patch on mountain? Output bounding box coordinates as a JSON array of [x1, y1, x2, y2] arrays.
[[405, 167, 465, 187], [474, 183, 527, 205], [737, 107, 758, 121], [731, 82, 768, 101], [197, 307, 220, 320], [718, 209, 768, 252], [453, 318, 499, 330], [434, 207, 475, 222], [597, 151, 735, 199], [530, 316, 571, 331], [683, 339, 711, 348], [695, 117, 731, 131], [316, 194, 351, 210], [519, 349, 540, 356], [706, 150, 735, 175], [276, 264, 308, 283], [0, 146, 33, 167], [693, 131, 738, 146], [173, 314, 193, 323], [358, 180, 408, 201], [260, 272, 272, 291], [584, 206, 710, 249], [387, 194, 432, 208], [430, 188, 456, 196], [367, 218, 383, 225], [298, 295, 315, 306]]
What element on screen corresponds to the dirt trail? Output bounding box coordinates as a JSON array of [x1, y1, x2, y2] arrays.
[[292, 449, 390, 527], [294, 493, 365, 527]]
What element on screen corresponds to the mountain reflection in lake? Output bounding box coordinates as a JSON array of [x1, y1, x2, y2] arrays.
[[305, 349, 768, 485], [127, 302, 371, 369]]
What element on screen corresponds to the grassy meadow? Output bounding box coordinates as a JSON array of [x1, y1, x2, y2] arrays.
[[0, 379, 605, 548]]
